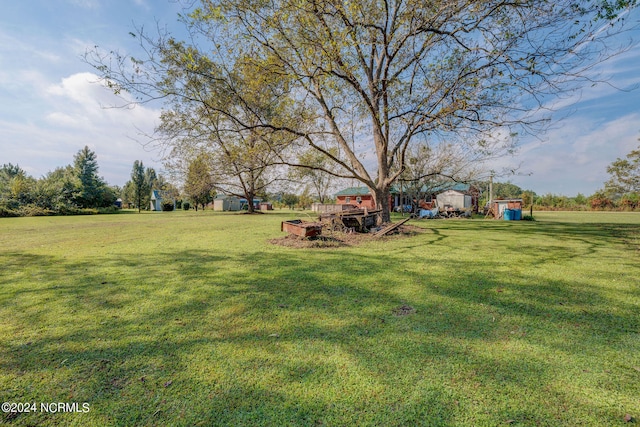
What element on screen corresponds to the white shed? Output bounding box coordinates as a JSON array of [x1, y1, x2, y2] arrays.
[[436, 189, 472, 210], [213, 195, 242, 211], [150, 190, 175, 211], [150, 190, 163, 211]]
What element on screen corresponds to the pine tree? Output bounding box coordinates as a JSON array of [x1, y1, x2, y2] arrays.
[[131, 160, 147, 213], [73, 146, 106, 208]]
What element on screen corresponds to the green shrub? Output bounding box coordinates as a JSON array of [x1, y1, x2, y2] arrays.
[[620, 193, 638, 211], [78, 209, 99, 215], [183, 201, 190, 210], [161, 200, 175, 211], [0, 203, 20, 217], [96, 206, 121, 214], [590, 197, 614, 210], [18, 204, 54, 217]]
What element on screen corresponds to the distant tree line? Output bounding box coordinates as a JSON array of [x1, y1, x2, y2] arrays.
[[0, 146, 193, 217], [0, 146, 119, 217], [477, 145, 640, 211], [2, 142, 637, 217]]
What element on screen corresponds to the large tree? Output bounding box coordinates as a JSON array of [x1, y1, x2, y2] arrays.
[[0, 164, 30, 203], [604, 144, 640, 196], [87, 0, 636, 222], [155, 55, 293, 213], [130, 160, 147, 212], [183, 154, 215, 210], [73, 146, 111, 208], [35, 166, 81, 210]]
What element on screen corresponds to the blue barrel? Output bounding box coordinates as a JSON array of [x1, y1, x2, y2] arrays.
[[504, 209, 514, 220], [513, 209, 522, 220]]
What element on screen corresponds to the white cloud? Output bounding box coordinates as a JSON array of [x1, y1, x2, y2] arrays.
[[68, 0, 100, 9], [133, 0, 151, 10], [45, 72, 159, 126], [490, 112, 640, 195]]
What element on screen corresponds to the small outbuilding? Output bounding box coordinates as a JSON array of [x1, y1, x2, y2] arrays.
[[436, 189, 473, 211], [391, 182, 479, 213], [240, 198, 262, 210], [213, 195, 242, 211], [491, 199, 524, 220], [150, 190, 175, 211], [150, 190, 166, 211]]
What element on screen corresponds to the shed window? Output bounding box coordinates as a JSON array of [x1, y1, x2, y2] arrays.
[[345, 197, 351, 203], [356, 196, 362, 203]]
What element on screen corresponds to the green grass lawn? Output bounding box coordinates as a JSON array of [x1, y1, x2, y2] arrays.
[[1, 210, 638, 426]]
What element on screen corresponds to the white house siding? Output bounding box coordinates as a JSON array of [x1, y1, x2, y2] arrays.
[[436, 190, 471, 210]]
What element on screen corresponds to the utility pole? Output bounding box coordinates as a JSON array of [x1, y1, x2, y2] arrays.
[[489, 174, 494, 209]]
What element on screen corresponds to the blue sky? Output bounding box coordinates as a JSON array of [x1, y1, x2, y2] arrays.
[[1, 1, 639, 195]]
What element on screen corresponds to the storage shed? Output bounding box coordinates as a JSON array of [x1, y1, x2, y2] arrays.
[[150, 190, 175, 211], [213, 195, 242, 211], [150, 190, 168, 211], [239, 198, 261, 210], [491, 199, 523, 220], [436, 189, 473, 210]]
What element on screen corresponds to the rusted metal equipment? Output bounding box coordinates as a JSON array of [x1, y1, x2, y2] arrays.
[[281, 219, 323, 238], [319, 208, 382, 233]]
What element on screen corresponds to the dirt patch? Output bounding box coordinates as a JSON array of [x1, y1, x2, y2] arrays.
[[237, 211, 265, 214], [269, 232, 362, 248], [269, 224, 423, 248], [393, 304, 416, 316], [392, 224, 423, 236]]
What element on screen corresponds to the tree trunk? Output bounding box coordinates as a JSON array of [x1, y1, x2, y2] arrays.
[[245, 190, 255, 213], [373, 185, 391, 224]]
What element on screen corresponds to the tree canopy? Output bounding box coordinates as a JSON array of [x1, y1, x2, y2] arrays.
[[131, 160, 147, 212], [605, 144, 640, 196], [87, 0, 637, 221], [183, 154, 215, 210], [74, 146, 109, 208]]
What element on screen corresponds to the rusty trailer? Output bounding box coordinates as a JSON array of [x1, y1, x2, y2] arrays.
[[320, 208, 382, 233], [281, 219, 323, 238]]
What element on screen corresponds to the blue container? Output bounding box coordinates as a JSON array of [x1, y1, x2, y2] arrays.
[[504, 208, 522, 220], [513, 209, 522, 221]]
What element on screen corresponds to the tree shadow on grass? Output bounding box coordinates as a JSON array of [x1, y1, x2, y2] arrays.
[[431, 218, 639, 251], [1, 242, 638, 426]]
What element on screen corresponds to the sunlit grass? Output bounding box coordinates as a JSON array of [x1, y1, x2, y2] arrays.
[[1, 210, 638, 426]]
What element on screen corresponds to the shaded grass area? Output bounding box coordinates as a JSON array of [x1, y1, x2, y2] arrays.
[[0, 211, 639, 426]]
